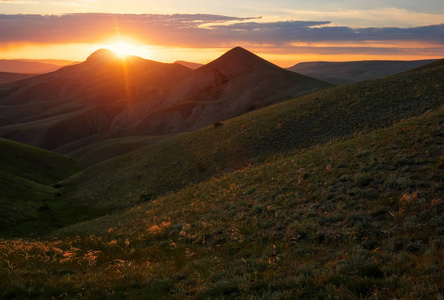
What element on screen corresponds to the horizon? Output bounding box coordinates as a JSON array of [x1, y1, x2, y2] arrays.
[[0, 1, 443, 67]]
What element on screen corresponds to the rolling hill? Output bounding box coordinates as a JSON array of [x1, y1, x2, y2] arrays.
[[1, 82, 443, 298], [0, 47, 331, 160], [0, 138, 84, 237], [26, 58, 442, 233], [288, 59, 438, 84]]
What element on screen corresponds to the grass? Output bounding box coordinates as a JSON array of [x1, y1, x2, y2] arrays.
[[0, 138, 84, 237], [1, 103, 443, 299], [47, 58, 444, 231], [0, 59, 443, 299]]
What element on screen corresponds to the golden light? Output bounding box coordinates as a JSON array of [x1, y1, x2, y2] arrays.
[[91, 39, 152, 60], [108, 42, 139, 58]]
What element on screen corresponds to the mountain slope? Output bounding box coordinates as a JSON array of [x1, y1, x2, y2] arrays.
[[289, 59, 438, 84], [0, 138, 84, 236], [0, 47, 331, 158], [2, 102, 443, 299], [0, 50, 192, 151], [45, 58, 444, 228], [123, 47, 332, 136]]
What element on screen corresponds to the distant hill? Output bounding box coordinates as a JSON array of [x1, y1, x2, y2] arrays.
[[0, 138, 83, 237], [0, 47, 331, 160], [174, 60, 204, 69], [0, 59, 75, 74], [0, 72, 36, 85], [288, 59, 439, 84]]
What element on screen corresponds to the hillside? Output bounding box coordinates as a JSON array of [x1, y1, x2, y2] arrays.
[[0, 138, 84, 237], [0, 50, 192, 151], [1, 102, 442, 298], [288, 59, 438, 84], [0, 47, 331, 160], [44, 58, 444, 227], [0, 72, 36, 85]]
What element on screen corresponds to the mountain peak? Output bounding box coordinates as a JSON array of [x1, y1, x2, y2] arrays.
[[205, 46, 276, 77], [217, 46, 261, 63]]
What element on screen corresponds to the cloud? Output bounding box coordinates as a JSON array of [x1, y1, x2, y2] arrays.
[[0, 13, 442, 55]]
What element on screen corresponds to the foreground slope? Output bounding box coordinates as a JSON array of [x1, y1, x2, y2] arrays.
[[51, 59, 444, 226], [2, 104, 443, 299], [289, 59, 438, 84], [0, 138, 84, 236]]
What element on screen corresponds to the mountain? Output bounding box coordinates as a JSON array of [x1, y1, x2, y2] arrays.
[[0, 137, 83, 237], [0, 59, 74, 74], [0, 49, 192, 152], [115, 47, 333, 136], [174, 60, 204, 69], [0, 47, 331, 161], [288, 59, 438, 84], [1, 58, 443, 298], [0, 72, 36, 85]]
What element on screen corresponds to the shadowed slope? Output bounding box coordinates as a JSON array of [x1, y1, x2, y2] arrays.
[[0, 138, 84, 236]]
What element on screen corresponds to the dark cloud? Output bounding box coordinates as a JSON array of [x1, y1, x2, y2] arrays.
[[0, 13, 442, 51]]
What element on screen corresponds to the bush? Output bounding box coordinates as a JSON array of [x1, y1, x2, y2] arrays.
[[354, 174, 372, 187]]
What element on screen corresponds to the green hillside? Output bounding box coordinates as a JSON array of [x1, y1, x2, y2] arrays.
[[0, 138, 84, 236], [51, 58, 444, 228], [2, 103, 442, 299]]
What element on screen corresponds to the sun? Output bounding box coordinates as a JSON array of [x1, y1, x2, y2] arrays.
[[92, 40, 152, 60], [108, 42, 138, 58]]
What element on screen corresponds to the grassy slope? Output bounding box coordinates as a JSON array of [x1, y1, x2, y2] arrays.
[[2, 104, 443, 299], [0, 138, 84, 236], [53, 59, 444, 227]]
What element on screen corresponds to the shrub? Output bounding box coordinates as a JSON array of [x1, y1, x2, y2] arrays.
[[354, 174, 372, 187]]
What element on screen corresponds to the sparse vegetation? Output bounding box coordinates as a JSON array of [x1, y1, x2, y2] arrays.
[[1, 100, 443, 299], [0, 59, 443, 299]]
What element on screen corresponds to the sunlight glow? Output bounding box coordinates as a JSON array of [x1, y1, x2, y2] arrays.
[[92, 40, 152, 59], [108, 42, 138, 58]]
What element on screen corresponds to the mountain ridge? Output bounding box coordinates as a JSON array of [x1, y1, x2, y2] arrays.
[[0, 47, 332, 157]]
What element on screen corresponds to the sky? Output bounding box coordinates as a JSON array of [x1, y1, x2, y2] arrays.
[[0, 0, 443, 66]]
